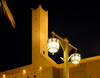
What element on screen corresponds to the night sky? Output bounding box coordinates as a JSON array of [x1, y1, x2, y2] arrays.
[[0, 0, 100, 71]]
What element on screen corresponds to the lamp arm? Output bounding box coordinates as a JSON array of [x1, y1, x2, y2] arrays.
[[60, 54, 73, 61], [68, 54, 73, 60], [60, 57, 64, 60], [51, 32, 78, 50]]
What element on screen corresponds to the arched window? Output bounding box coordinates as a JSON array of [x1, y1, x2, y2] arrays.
[[34, 75, 36, 78], [43, 51, 45, 54], [27, 76, 29, 78]]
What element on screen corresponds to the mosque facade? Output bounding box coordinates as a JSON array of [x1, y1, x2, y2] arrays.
[[0, 5, 100, 78]]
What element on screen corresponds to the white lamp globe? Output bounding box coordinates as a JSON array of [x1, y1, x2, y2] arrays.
[[47, 38, 60, 55]]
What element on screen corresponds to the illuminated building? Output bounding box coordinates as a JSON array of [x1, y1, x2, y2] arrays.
[[0, 5, 100, 78]]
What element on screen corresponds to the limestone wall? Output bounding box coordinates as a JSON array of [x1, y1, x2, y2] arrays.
[[59, 55, 100, 78]]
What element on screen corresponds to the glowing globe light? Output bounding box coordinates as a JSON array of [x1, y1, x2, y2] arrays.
[[3, 74, 6, 78], [71, 53, 81, 64], [22, 70, 26, 74], [47, 38, 60, 55]]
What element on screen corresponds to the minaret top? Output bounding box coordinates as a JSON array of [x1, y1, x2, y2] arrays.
[[31, 4, 47, 12]]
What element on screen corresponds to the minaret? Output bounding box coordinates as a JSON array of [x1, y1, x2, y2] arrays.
[[32, 5, 48, 64], [31, 5, 59, 78]]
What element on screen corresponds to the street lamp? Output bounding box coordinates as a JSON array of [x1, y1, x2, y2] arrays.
[[71, 53, 81, 64], [47, 37, 60, 55], [47, 32, 81, 78]]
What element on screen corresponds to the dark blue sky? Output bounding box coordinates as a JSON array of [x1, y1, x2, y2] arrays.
[[0, 0, 100, 71]]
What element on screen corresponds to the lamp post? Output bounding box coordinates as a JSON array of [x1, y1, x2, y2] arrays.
[[47, 32, 81, 78]]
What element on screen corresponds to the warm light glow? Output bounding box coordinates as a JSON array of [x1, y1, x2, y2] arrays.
[[22, 70, 26, 73], [39, 67, 42, 70], [3, 74, 6, 78], [47, 38, 60, 55], [71, 53, 81, 64]]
